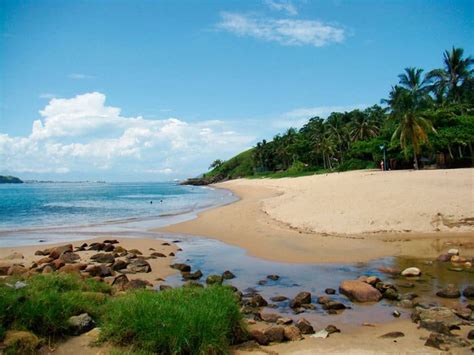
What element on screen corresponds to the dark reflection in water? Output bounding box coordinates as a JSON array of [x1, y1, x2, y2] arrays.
[[164, 235, 473, 328]]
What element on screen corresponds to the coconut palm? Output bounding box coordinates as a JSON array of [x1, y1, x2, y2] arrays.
[[349, 110, 380, 141], [427, 47, 473, 103]]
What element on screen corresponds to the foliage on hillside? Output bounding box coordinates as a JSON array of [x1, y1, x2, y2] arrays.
[[0, 176, 23, 184]]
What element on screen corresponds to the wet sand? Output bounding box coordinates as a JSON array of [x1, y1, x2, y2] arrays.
[[159, 170, 474, 264]]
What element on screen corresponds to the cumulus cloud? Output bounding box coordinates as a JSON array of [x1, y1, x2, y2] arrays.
[[0, 92, 256, 179], [217, 12, 345, 47], [264, 0, 298, 16]]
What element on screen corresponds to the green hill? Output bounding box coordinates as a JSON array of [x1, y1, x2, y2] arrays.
[[0, 175, 23, 184]]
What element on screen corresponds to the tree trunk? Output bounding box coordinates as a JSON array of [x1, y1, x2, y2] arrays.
[[458, 145, 463, 158], [413, 152, 419, 170], [447, 145, 454, 159]]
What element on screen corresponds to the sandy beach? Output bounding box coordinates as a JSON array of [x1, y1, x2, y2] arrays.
[[160, 169, 474, 264]]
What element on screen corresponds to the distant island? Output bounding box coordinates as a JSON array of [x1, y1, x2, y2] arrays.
[[0, 175, 23, 184]]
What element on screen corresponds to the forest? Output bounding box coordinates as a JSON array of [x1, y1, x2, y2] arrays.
[[200, 47, 473, 183]]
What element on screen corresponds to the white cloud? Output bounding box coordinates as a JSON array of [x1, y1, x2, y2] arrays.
[[217, 12, 345, 47], [68, 73, 95, 80], [0, 92, 256, 179], [39, 93, 57, 99], [273, 104, 368, 128], [264, 0, 298, 16]]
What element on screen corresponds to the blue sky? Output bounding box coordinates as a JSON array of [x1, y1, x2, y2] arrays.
[[0, 0, 472, 181]]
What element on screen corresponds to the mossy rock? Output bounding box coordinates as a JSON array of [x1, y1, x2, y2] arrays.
[[206, 275, 223, 285], [3, 330, 41, 354]]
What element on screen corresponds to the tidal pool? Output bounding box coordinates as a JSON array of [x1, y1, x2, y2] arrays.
[[163, 235, 473, 328]]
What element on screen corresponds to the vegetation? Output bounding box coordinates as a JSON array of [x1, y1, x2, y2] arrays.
[[101, 286, 245, 355], [201, 47, 473, 182], [0, 176, 23, 184], [0, 274, 244, 354]]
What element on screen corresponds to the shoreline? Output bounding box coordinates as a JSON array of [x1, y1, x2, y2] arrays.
[[159, 169, 474, 264]]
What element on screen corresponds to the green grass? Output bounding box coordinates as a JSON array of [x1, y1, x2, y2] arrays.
[[0, 274, 110, 337], [204, 149, 254, 180], [101, 286, 246, 354]]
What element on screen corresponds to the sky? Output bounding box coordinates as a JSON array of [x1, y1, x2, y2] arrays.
[[0, 0, 472, 181]]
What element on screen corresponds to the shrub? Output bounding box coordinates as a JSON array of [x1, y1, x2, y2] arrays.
[[0, 273, 110, 337], [101, 286, 245, 354]]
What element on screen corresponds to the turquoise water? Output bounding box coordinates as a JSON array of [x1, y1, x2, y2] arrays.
[[0, 182, 234, 232]]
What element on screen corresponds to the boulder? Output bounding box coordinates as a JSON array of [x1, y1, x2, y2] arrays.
[[7, 264, 27, 276], [86, 264, 113, 277], [468, 330, 474, 340], [295, 318, 314, 334], [103, 244, 115, 252], [68, 313, 95, 335], [111, 259, 129, 271], [289, 291, 312, 308], [277, 317, 293, 325], [322, 300, 346, 311], [412, 306, 463, 334], [37, 257, 53, 265], [182, 270, 203, 281], [462, 285, 474, 299], [40, 264, 56, 274], [450, 255, 466, 263], [424, 332, 470, 350], [34, 250, 48, 256], [160, 284, 172, 291], [91, 253, 115, 264], [248, 294, 268, 307], [436, 285, 461, 298], [325, 325, 341, 335], [60, 252, 80, 264], [60, 263, 87, 274], [263, 326, 285, 343], [125, 279, 152, 290], [114, 246, 126, 253], [103, 239, 119, 244], [170, 263, 191, 272], [267, 274, 280, 281], [49, 244, 73, 259], [51, 259, 65, 270], [249, 329, 269, 346], [183, 281, 203, 288], [222, 270, 236, 279], [447, 248, 459, 256], [325, 288, 336, 295], [150, 252, 166, 258], [339, 280, 382, 302], [383, 288, 400, 301], [127, 259, 151, 273], [88, 243, 106, 251], [128, 249, 143, 255], [437, 254, 451, 262], [379, 331, 405, 339], [401, 267, 421, 277], [259, 312, 280, 323], [112, 274, 129, 290], [206, 274, 223, 285], [284, 326, 303, 341]]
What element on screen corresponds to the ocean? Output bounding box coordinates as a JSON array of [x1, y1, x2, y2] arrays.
[[0, 182, 235, 246]]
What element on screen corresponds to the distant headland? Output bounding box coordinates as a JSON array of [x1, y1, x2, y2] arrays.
[[0, 175, 23, 184]]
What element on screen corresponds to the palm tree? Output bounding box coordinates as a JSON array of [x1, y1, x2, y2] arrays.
[[349, 110, 380, 141], [387, 87, 436, 169], [427, 47, 473, 103]]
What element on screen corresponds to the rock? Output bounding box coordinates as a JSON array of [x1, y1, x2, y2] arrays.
[[450, 255, 466, 263], [257, 279, 267, 286], [248, 294, 268, 307], [468, 330, 474, 340], [383, 288, 400, 301], [412, 307, 463, 334], [322, 301, 346, 311], [325, 325, 341, 335], [60, 252, 80, 264], [447, 248, 459, 255], [448, 266, 463, 272], [150, 252, 166, 258], [40, 264, 56, 273], [3, 330, 40, 353], [277, 317, 293, 325], [51, 259, 65, 270], [60, 263, 87, 274], [295, 318, 314, 334], [436, 285, 461, 298], [7, 264, 27, 276], [424, 332, 470, 350], [289, 291, 312, 308], [127, 259, 151, 273], [34, 250, 48, 256], [183, 281, 203, 288], [267, 274, 280, 281], [3, 252, 24, 260], [452, 305, 472, 320], [284, 326, 303, 341], [159, 284, 172, 291], [170, 263, 191, 272], [88, 243, 105, 251], [270, 295, 288, 302], [259, 312, 280, 323], [263, 326, 285, 343], [112, 274, 129, 289], [397, 282, 415, 288], [103, 239, 118, 244], [249, 329, 269, 346], [365, 276, 380, 285], [37, 256, 53, 265], [86, 264, 113, 277], [398, 300, 414, 308], [437, 254, 451, 262], [114, 246, 126, 253], [325, 288, 336, 295], [91, 253, 115, 264], [339, 280, 382, 302], [49, 244, 73, 259], [111, 259, 129, 271], [125, 279, 152, 290], [380, 331, 405, 339], [169, 252, 175, 256], [206, 274, 224, 285], [182, 270, 203, 280], [68, 313, 95, 335], [103, 244, 115, 252], [462, 285, 474, 298], [222, 270, 236, 279], [128, 249, 143, 255], [401, 267, 421, 277], [392, 310, 401, 318]]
